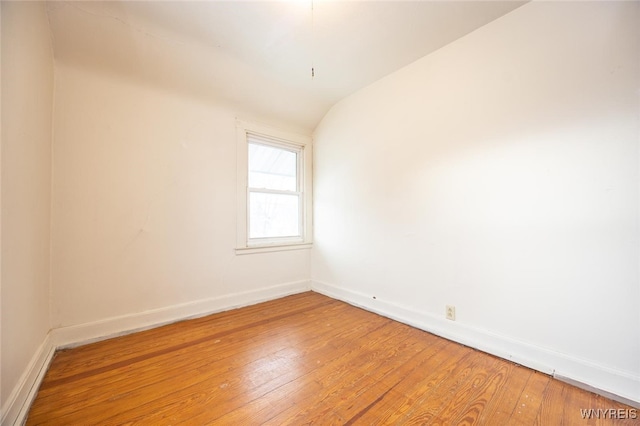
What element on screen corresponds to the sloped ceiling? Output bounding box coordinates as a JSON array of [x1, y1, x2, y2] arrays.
[[46, 1, 526, 131]]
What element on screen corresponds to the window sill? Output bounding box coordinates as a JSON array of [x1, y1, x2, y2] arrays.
[[235, 242, 313, 255]]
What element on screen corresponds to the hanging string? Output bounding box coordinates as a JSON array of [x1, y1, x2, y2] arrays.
[[311, 0, 315, 79]]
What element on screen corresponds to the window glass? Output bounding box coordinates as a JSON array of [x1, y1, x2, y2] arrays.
[[248, 143, 297, 192], [249, 192, 300, 239]]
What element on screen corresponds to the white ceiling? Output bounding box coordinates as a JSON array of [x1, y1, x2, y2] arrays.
[[46, 1, 526, 131]]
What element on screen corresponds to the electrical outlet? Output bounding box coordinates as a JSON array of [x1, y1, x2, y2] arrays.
[[446, 305, 456, 321]]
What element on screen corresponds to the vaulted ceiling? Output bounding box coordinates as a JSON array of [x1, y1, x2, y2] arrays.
[[46, 1, 526, 130]]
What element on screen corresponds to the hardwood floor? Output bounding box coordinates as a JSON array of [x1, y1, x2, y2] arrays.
[[28, 292, 637, 425]]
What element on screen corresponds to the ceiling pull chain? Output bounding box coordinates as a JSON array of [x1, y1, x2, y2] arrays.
[[311, 0, 315, 79]]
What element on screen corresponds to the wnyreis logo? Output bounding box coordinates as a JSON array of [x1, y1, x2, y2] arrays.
[[580, 408, 637, 420]]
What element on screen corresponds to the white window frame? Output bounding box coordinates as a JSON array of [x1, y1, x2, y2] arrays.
[[236, 119, 313, 255]]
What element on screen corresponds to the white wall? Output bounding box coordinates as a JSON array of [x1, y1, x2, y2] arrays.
[[2, 0, 638, 419], [1, 0, 54, 419], [50, 64, 310, 332], [313, 1, 640, 402]]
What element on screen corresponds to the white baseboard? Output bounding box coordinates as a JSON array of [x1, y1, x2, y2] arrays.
[[2, 280, 310, 426], [1, 333, 56, 426], [311, 280, 640, 407], [6, 278, 635, 426], [53, 280, 311, 349]]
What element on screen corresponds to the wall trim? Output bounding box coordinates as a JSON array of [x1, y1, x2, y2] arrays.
[[53, 280, 311, 349], [3, 280, 310, 426], [1, 333, 56, 426], [6, 278, 636, 426], [311, 280, 640, 407]]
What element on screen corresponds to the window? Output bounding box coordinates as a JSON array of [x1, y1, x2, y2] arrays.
[[248, 140, 301, 240], [236, 120, 312, 254]]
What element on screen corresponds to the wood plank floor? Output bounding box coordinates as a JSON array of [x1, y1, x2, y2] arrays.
[[28, 292, 637, 425]]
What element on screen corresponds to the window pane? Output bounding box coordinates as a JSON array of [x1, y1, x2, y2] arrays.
[[249, 192, 300, 239], [249, 143, 297, 191]]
